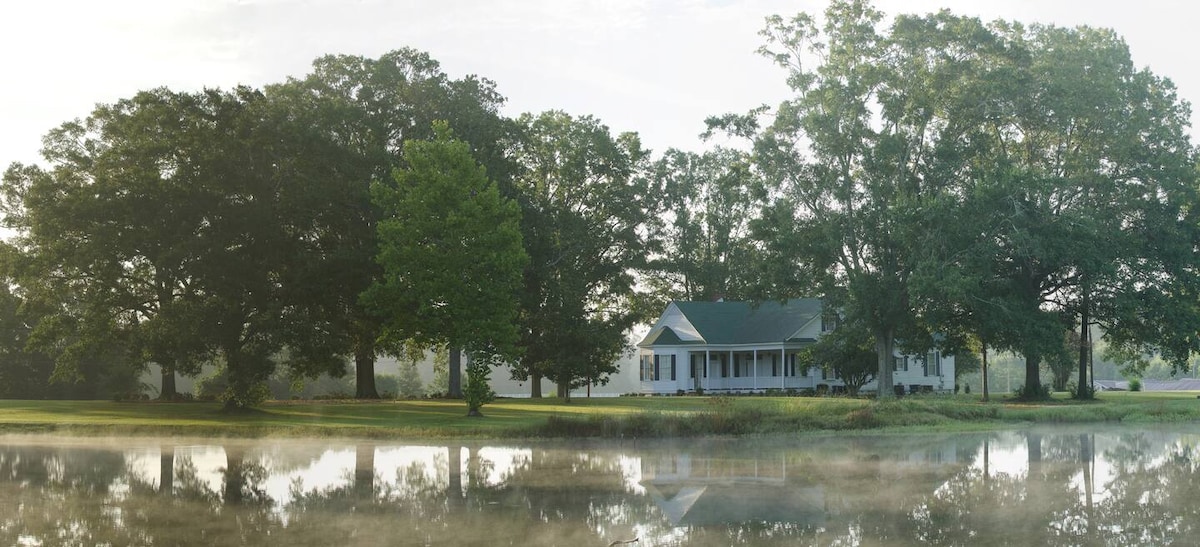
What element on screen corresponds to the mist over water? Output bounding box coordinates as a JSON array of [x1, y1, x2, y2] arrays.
[[1, 427, 1197, 546]]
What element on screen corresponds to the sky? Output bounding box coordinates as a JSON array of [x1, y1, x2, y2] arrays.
[[2, 0, 1198, 172]]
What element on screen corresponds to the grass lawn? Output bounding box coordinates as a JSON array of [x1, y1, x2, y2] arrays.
[[0, 391, 1197, 439]]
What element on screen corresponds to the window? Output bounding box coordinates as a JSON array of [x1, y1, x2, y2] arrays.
[[771, 354, 778, 376], [893, 355, 908, 372], [821, 313, 838, 332], [788, 353, 798, 377], [640, 355, 651, 381]]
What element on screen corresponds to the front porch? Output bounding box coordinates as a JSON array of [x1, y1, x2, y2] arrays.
[[641, 346, 834, 394]]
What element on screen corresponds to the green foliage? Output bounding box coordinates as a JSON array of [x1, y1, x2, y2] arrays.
[[950, 341, 982, 382], [507, 111, 650, 399], [739, 1, 1017, 398], [369, 123, 524, 409], [265, 370, 355, 400], [4, 86, 359, 409], [643, 148, 765, 308], [1014, 383, 1052, 401], [798, 320, 876, 396], [1127, 378, 1142, 392], [463, 356, 496, 416], [395, 364, 424, 398], [372, 375, 400, 398], [427, 345, 449, 396], [266, 48, 512, 399], [1044, 331, 1079, 392]]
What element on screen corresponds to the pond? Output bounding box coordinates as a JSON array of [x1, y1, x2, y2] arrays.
[[1, 427, 1199, 546]]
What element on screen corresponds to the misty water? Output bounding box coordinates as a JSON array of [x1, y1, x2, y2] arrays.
[[2, 427, 1199, 546]]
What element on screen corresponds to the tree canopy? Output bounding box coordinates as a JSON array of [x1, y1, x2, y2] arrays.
[[369, 121, 526, 412], [2, 4, 1199, 406]]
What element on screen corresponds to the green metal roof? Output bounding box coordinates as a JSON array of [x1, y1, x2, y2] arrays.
[[640, 326, 703, 346], [641, 299, 823, 346]]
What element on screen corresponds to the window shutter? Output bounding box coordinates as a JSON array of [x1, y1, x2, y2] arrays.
[[670, 355, 677, 381], [654, 355, 661, 381]]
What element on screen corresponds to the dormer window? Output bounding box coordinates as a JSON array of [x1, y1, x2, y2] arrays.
[[821, 313, 838, 332]]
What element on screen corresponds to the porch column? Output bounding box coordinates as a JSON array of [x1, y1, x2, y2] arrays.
[[728, 350, 733, 389], [781, 348, 786, 389], [753, 349, 758, 391], [705, 350, 710, 391]]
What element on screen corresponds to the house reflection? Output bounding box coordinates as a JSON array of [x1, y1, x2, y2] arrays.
[[639, 437, 969, 529]]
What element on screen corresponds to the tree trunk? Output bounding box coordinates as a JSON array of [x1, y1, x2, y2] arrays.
[[874, 328, 896, 399], [448, 445, 464, 507], [529, 371, 543, 398], [355, 339, 379, 399], [1023, 349, 1042, 399], [223, 350, 247, 412], [159, 445, 174, 494], [1077, 284, 1091, 399], [557, 381, 571, 402], [1026, 431, 1042, 464], [160, 363, 177, 400], [981, 340, 989, 402], [448, 346, 463, 398], [355, 444, 374, 497], [222, 444, 246, 505]]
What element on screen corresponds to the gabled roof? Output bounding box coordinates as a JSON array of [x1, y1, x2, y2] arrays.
[[638, 299, 823, 347], [640, 326, 703, 346]]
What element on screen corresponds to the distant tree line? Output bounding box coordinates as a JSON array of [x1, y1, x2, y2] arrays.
[[2, 0, 1199, 408]]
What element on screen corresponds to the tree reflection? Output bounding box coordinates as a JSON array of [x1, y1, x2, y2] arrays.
[[2, 432, 1200, 546]]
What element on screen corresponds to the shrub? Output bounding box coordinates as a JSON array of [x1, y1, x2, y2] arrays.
[[395, 361, 425, 398], [1128, 378, 1142, 392], [463, 359, 495, 417], [1014, 383, 1052, 400]]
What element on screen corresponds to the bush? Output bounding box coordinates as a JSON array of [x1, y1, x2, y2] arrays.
[[395, 362, 424, 398], [1128, 378, 1142, 392], [1014, 383, 1052, 400], [463, 359, 495, 417]]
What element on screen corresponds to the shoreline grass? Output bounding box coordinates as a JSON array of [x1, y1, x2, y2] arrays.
[[0, 392, 1197, 440]]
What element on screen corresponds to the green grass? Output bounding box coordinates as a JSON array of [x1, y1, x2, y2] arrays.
[[1, 391, 1198, 439]]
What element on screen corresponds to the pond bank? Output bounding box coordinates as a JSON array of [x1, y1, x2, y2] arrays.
[[0, 392, 1197, 439]]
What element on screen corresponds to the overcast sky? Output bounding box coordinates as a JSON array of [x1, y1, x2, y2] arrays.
[[2, 0, 1197, 172]]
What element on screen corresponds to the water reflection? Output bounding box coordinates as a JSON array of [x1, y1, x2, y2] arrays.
[[1, 428, 1199, 546]]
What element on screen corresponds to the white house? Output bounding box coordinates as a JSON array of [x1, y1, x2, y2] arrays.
[[636, 299, 954, 395]]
